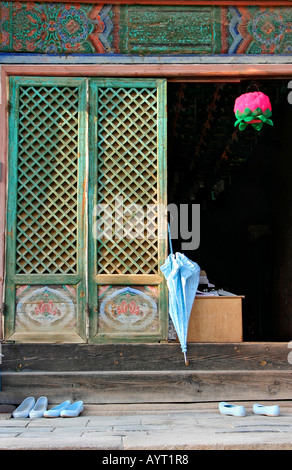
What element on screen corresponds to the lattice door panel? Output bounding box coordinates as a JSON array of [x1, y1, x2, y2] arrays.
[[89, 78, 168, 343], [97, 86, 159, 275], [16, 85, 79, 275], [5, 77, 87, 343]]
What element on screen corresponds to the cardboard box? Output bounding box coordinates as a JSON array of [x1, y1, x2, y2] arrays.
[[187, 296, 243, 342]]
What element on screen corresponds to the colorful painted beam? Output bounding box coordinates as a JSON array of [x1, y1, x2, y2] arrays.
[[1, 3, 291, 55], [4, 1, 292, 5]]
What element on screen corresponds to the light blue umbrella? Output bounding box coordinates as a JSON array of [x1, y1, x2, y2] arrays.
[[160, 226, 200, 366]]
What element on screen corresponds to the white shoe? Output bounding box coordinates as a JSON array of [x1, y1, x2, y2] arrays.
[[29, 396, 48, 418], [12, 397, 35, 419], [253, 403, 280, 417], [219, 401, 246, 417]]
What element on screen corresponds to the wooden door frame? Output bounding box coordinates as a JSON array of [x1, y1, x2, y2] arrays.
[[1, 63, 292, 340]]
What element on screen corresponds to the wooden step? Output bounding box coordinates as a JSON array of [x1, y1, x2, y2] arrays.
[[1, 342, 291, 371], [1, 369, 291, 405], [1, 342, 291, 405]]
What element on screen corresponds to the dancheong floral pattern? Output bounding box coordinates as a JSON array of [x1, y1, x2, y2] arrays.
[[0, 3, 291, 55], [0, 2, 116, 53], [222, 6, 291, 54]]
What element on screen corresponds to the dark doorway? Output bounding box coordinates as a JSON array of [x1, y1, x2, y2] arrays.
[[167, 79, 292, 341]]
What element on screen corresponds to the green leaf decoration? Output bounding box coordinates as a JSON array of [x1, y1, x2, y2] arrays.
[[252, 122, 263, 131], [234, 110, 273, 130], [253, 107, 262, 117], [245, 116, 257, 122], [242, 108, 253, 117], [239, 122, 248, 131]]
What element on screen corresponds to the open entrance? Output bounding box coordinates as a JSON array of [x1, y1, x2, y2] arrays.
[[167, 79, 292, 342]]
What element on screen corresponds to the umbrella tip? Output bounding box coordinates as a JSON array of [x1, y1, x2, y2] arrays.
[[184, 352, 189, 366]]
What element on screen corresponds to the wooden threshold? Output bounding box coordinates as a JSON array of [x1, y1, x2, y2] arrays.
[[2, 342, 290, 371]]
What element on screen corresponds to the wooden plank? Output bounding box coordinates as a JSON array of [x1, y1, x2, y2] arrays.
[[0, 65, 7, 340], [2, 343, 292, 371], [1, 370, 292, 404], [5, 76, 19, 339], [1, 64, 292, 79], [157, 78, 168, 343], [0, 55, 291, 65], [95, 275, 163, 285], [12, 274, 82, 284], [2, 343, 291, 404]]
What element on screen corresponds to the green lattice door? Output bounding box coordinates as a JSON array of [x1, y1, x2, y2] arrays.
[[5, 77, 87, 342], [5, 76, 168, 343], [88, 78, 168, 342]]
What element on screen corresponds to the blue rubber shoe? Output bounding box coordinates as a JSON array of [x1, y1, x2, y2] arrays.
[[60, 400, 84, 418], [12, 397, 35, 419], [29, 396, 48, 418], [43, 400, 71, 418], [253, 403, 280, 417], [219, 401, 246, 417]]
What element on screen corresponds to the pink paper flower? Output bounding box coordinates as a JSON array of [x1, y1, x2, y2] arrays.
[[234, 91, 273, 131], [234, 91, 272, 114]]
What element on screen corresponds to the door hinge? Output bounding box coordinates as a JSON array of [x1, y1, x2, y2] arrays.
[[0, 303, 6, 316], [6, 101, 11, 113]]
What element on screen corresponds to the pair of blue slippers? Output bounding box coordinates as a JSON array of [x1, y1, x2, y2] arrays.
[[219, 402, 280, 417], [12, 397, 84, 419]]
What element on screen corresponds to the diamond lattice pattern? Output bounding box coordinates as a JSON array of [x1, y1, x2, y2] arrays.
[[16, 85, 79, 274], [97, 87, 159, 275]]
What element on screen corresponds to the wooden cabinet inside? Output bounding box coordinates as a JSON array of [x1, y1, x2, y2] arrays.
[[187, 296, 244, 342]]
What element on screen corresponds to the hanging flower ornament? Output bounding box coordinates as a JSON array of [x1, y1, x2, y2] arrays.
[[234, 91, 273, 131]]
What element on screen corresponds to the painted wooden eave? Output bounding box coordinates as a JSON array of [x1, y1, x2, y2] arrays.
[[9, 0, 292, 5]]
